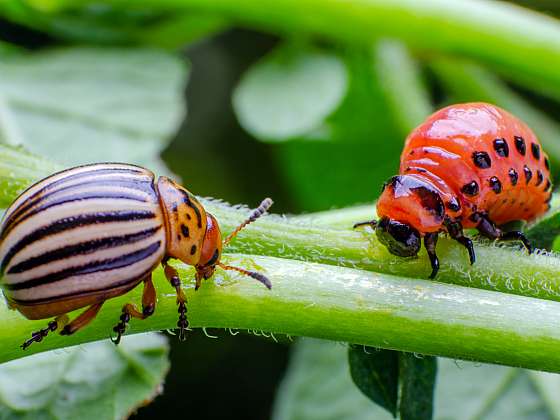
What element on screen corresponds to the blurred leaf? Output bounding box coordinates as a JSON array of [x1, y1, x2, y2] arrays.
[[399, 353, 437, 420], [0, 46, 187, 170], [525, 195, 560, 250], [0, 333, 170, 419], [272, 339, 386, 420], [233, 43, 348, 142], [431, 58, 560, 165], [272, 46, 403, 210], [275, 339, 560, 420], [0, 144, 59, 208], [348, 346, 398, 417], [375, 39, 433, 135]]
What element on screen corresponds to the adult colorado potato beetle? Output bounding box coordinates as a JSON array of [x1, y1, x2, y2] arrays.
[[355, 102, 552, 278], [0, 163, 273, 349]]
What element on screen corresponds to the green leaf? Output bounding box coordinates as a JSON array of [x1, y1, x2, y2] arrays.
[[275, 340, 560, 420], [526, 195, 560, 250], [0, 46, 187, 170], [348, 346, 398, 417], [233, 43, 348, 142], [273, 339, 386, 420], [271, 46, 403, 210], [0, 333, 170, 419], [399, 353, 437, 420]]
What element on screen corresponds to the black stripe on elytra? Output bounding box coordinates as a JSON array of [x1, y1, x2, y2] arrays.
[[16, 167, 145, 210], [0, 210, 156, 274], [204, 249, 220, 267], [5, 240, 162, 291], [8, 267, 155, 306], [3, 190, 150, 240], [180, 190, 202, 228], [7, 226, 162, 274], [2, 177, 156, 236]]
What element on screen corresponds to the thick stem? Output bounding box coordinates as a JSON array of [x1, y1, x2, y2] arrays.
[[205, 199, 560, 303], [5, 254, 560, 372]]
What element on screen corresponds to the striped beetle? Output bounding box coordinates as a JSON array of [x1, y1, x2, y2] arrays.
[[0, 163, 273, 349]]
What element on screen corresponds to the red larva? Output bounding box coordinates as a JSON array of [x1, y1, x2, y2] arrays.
[[355, 102, 553, 278]]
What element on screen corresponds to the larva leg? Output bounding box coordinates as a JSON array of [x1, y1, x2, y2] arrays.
[[476, 214, 533, 253], [424, 232, 440, 279], [21, 314, 70, 350], [444, 218, 476, 265], [162, 258, 188, 341], [112, 275, 156, 345]]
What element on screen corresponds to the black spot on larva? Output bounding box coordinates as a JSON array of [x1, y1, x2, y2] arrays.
[[472, 151, 491, 169], [461, 181, 479, 196], [508, 168, 518, 186], [514, 136, 526, 155], [545, 156, 550, 171], [446, 197, 461, 212], [546, 193, 553, 203], [493, 138, 509, 157], [489, 177, 502, 194], [536, 170, 544, 186], [190, 245, 197, 255], [405, 167, 411, 172], [531, 143, 541, 160], [523, 165, 532, 183], [545, 179, 552, 192], [410, 150, 415, 155], [181, 224, 190, 238]]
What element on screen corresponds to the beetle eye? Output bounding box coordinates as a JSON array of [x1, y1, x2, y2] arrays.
[[376, 217, 421, 257]]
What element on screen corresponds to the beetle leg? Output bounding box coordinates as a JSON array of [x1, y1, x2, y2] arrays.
[[444, 218, 476, 265], [476, 214, 532, 253], [60, 302, 104, 336], [162, 259, 188, 341], [111, 276, 156, 345], [21, 314, 70, 350], [424, 233, 440, 279]]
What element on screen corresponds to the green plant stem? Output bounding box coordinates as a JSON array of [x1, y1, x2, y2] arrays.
[[59, 0, 560, 96], [205, 199, 560, 303], [5, 253, 560, 373]]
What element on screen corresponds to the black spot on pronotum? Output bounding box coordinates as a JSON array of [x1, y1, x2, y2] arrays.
[[180, 224, 190, 238], [493, 138, 509, 157], [531, 143, 540, 160], [472, 151, 491, 169], [523, 165, 532, 184], [446, 197, 461, 212], [411, 186, 445, 220], [508, 168, 518, 186], [461, 181, 479, 197], [489, 176, 502, 194], [545, 156, 550, 171], [514, 136, 526, 155], [190, 245, 196, 255], [536, 170, 544, 186]]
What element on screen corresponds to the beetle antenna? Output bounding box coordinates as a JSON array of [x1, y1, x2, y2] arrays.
[[353, 219, 378, 229], [223, 197, 273, 246], [218, 262, 272, 289]]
